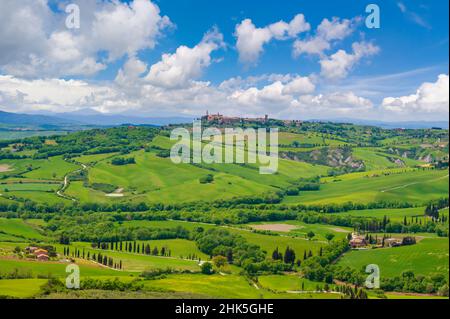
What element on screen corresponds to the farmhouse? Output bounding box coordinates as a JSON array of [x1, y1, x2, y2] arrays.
[[33, 248, 48, 256], [26, 246, 50, 261], [349, 233, 367, 248], [25, 246, 38, 253], [36, 254, 49, 261], [385, 238, 403, 247]]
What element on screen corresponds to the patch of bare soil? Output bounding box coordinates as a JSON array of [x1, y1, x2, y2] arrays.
[[0, 164, 12, 173]]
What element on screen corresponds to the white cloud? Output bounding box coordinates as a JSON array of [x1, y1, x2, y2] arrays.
[[282, 76, 316, 95], [317, 17, 354, 41], [115, 56, 148, 86], [145, 28, 224, 89], [228, 76, 315, 111], [320, 42, 379, 80], [298, 91, 373, 112], [235, 14, 310, 65], [0, 75, 115, 113], [0, 0, 172, 77], [293, 37, 330, 57], [382, 74, 449, 113], [293, 17, 356, 58], [91, 0, 173, 61]]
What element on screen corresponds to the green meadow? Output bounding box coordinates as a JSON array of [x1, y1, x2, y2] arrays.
[[6, 156, 78, 180], [258, 275, 337, 292], [0, 123, 447, 299], [142, 273, 340, 299], [245, 220, 352, 241], [0, 257, 132, 278], [0, 279, 48, 298], [53, 243, 202, 272], [117, 220, 326, 261], [353, 148, 422, 170], [337, 238, 449, 279], [334, 207, 429, 223], [283, 169, 449, 205], [0, 218, 48, 241]]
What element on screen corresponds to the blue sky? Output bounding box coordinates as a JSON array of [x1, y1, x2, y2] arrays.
[[0, 0, 448, 121], [106, 0, 449, 85]]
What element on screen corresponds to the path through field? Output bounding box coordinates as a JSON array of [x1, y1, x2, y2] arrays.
[[380, 174, 449, 193], [56, 162, 88, 201]]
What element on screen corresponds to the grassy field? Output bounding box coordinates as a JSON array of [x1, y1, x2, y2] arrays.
[[258, 275, 337, 292], [143, 273, 341, 299], [0, 183, 60, 192], [65, 181, 113, 203], [337, 238, 449, 279], [117, 220, 216, 232], [227, 227, 326, 257], [0, 279, 48, 298], [0, 233, 25, 242], [283, 169, 449, 205], [73, 153, 119, 165], [53, 243, 202, 272], [7, 156, 78, 180], [116, 220, 326, 261], [334, 207, 430, 223], [87, 151, 275, 203], [71, 142, 329, 203], [3, 190, 66, 204], [0, 218, 48, 241], [0, 124, 447, 299], [353, 148, 422, 170], [277, 132, 348, 147], [0, 257, 134, 278], [58, 239, 209, 261], [245, 221, 352, 241]]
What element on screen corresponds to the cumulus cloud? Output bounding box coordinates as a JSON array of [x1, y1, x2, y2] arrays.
[[0, 0, 172, 77], [317, 17, 355, 41], [298, 91, 373, 112], [115, 56, 148, 87], [320, 42, 379, 80], [228, 76, 315, 110], [0, 72, 317, 117], [293, 17, 356, 58], [0, 75, 115, 113], [235, 14, 310, 65], [91, 0, 173, 61], [145, 28, 224, 89], [382, 74, 449, 113]]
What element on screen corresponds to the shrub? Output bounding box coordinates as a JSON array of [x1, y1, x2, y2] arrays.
[[201, 262, 214, 275], [199, 174, 214, 184], [111, 157, 135, 166]]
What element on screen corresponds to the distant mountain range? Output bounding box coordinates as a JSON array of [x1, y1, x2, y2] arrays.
[[0, 110, 448, 130], [0, 110, 81, 128], [47, 110, 194, 126], [0, 110, 193, 128]]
